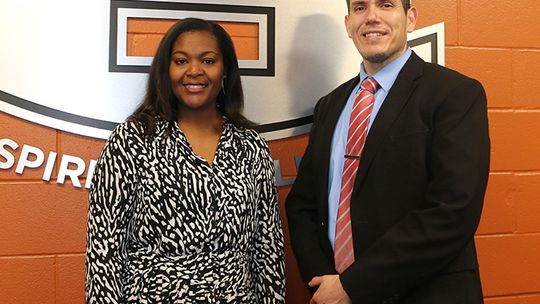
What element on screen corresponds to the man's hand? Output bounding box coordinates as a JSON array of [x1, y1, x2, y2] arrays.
[[308, 275, 352, 304]]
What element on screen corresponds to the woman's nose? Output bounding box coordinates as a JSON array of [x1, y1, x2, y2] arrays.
[[186, 62, 203, 76]]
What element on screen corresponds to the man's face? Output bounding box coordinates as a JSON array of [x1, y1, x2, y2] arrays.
[[345, 0, 417, 73]]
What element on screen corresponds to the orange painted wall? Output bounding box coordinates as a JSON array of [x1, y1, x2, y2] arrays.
[[1, 1, 540, 303]]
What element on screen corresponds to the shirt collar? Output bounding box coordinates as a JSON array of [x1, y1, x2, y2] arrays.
[[358, 48, 412, 93]]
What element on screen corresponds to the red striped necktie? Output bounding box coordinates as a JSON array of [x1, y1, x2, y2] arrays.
[[334, 77, 379, 273]]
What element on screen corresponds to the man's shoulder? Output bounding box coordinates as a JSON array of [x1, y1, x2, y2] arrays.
[[409, 58, 486, 104], [419, 60, 481, 88]]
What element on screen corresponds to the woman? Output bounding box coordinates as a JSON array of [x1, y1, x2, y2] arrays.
[[85, 18, 285, 303]]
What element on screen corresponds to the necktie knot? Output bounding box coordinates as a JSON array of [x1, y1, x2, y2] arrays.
[[360, 77, 379, 95]]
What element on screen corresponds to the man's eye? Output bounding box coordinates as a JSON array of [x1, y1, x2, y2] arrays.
[[382, 2, 394, 8], [354, 6, 366, 12]]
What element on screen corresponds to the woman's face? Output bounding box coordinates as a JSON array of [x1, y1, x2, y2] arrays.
[[169, 30, 225, 113]]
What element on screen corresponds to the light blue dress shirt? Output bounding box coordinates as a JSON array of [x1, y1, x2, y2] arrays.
[[327, 49, 413, 249]]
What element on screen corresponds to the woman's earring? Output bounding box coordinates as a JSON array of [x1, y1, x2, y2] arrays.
[[221, 77, 227, 95]]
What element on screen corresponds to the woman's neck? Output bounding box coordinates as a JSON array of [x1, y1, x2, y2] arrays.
[[178, 107, 223, 134]]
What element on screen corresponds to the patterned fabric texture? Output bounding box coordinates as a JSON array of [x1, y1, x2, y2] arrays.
[[85, 118, 285, 303]]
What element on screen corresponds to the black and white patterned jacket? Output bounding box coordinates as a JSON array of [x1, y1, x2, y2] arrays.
[[85, 118, 285, 303]]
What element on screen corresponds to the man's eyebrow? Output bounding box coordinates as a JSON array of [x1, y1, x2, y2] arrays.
[[350, 1, 367, 6]]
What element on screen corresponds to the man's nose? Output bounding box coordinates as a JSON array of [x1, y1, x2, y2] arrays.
[[365, 5, 380, 23]]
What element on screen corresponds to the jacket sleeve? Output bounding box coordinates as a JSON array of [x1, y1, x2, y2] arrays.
[[341, 78, 490, 303], [252, 142, 286, 303], [285, 99, 337, 284], [85, 123, 141, 304]]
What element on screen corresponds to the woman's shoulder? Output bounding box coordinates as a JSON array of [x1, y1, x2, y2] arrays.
[[112, 117, 171, 141], [109, 120, 146, 142], [231, 123, 269, 151]]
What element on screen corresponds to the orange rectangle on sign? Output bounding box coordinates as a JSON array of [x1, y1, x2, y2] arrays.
[[127, 18, 259, 60]]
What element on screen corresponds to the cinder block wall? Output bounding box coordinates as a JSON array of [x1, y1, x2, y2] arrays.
[[1, 1, 540, 303], [423, 0, 540, 302]]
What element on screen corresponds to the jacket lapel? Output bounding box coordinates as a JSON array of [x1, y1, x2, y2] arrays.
[[318, 76, 359, 206], [354, 53, 425, 189]]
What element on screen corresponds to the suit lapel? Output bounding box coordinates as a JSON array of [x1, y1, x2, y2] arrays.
[[354, 53, 425, 189], [318, 76, 359, 207]]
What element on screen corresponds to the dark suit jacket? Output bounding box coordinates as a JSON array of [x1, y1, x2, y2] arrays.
[[285, 52, 490, 304]]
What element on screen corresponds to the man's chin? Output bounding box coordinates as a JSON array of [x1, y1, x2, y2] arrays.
[[362, 52, 390, 64]]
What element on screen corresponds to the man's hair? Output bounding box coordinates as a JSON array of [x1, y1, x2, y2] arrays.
[[346, 0, 411, 13]]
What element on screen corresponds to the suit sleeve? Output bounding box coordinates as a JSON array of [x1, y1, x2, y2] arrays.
[[286, 99, 337, 284], [340, 78, 490, 303], [85, 123, 141, 304]]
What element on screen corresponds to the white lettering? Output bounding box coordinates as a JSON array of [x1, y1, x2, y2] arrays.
[[85, 159, 97, 189], [42, 151, 57, 181], [15, 144, 45, 174], [0, 138, 18, 169], [57, 154, 86, 188], [274, 159, 295, 187]]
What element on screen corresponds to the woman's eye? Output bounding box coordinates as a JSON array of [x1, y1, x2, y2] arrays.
[[174, 58, 187, 65], [202, 58, 216, 64]]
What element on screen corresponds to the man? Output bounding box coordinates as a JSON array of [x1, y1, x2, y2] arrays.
[[285, 0, 490, 303]]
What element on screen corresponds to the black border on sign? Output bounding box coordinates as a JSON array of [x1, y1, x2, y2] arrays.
[[109, 0, 275, 76], [0, 86, 312, 133], [0, 90, 118, 130], [408, 33, 438, 64]]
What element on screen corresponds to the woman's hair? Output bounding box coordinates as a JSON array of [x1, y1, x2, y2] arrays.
[[129, 18, 253, 137]]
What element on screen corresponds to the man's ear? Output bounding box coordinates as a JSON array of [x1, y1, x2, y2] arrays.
[[406, 7, 418, 33], [344, 15, 353, 38]]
